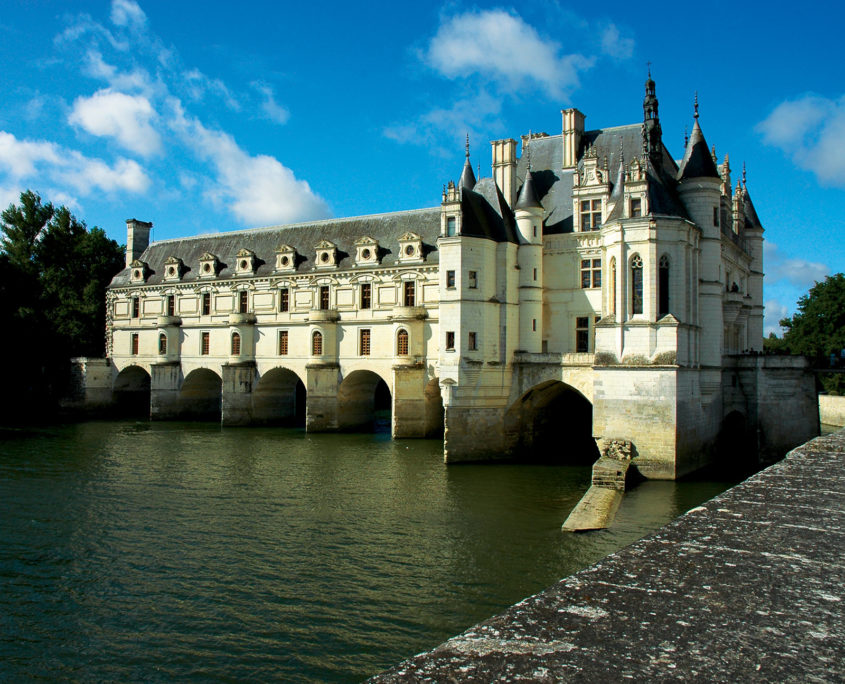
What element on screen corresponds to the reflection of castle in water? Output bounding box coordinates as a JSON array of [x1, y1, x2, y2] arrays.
[[72, 77, 818, 479]]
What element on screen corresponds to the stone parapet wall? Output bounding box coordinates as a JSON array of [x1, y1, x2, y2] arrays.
[[820, 394, 845, 427], [370, 428, 845, 682]]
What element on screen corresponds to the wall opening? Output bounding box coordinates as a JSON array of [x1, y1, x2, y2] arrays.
[[504, 380, 599, 464], [338, 370, 391, 433], [253, 368, 306, 426], [179, 368, 222, 421], [113, 366, 151, 418], [715, 410, 757, 475]]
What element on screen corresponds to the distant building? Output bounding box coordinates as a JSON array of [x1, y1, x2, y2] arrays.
[[74, 77, 817, 478]]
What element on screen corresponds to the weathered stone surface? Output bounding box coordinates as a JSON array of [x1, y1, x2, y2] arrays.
[[370, 429, 845, 682], [820, 394, 845, 427], [560, 486, 624, 532]]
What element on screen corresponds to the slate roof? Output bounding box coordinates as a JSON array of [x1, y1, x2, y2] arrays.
[[109, 207, 441, 288], [677, 120, 720, 180], [460, 178, 518, 243]]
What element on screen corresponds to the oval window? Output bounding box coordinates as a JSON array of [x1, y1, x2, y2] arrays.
[[281, 255, 289, 266], [240, 259, 248, 270], [405, 245, 415, 256], [167, 266, 175, 276], [133, 269, 141, 278], [321, 252, 329, 263], [203, 263, 211, 273], [362, 248, 371, 260]]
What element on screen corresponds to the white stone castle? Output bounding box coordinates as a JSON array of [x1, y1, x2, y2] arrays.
[[73, 77, 818, 479]]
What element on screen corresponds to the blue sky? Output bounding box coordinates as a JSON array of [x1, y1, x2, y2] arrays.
[[0, 0, 842, 335]]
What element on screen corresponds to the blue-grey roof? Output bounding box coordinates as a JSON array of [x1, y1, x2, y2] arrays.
[[677, 120, 720, 180], [109, 207, 441, 288]]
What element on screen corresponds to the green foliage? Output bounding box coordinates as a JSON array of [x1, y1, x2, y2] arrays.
[[774, 273, 845, 394], [0, 191, 124, 416]]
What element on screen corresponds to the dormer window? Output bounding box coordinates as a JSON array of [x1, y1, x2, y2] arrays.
[[198, 252, 220, 278], [398, 232, 424, 263], [630, 197, 642, 218], [275, 244, 297, 272], [315, 240, 337, 269], [580, 199, 602, 231], [163, 256, 185, 281], [235, 248, 257, 275], [130, 259, 150, 283], [354, 236, 379, 266]]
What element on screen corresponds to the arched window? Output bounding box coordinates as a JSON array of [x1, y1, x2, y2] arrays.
[[630, 254, 643, 315], [231, 331, 241, 356], [312, 331, 323, 356], [609, 257, 617, 315], [158, 333, 167, 355], [658, 255, 670, 317], [397, 328, 409, 356]]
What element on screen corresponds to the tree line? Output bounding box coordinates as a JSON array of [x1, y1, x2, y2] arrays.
[[0, 190, 124, 420]]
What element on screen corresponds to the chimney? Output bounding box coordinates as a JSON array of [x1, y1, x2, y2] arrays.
[[125, 218, 153, 267], [561, 108, 585, 168], [491, 138, 518, 207]]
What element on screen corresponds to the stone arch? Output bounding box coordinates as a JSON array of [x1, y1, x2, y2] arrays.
[[338, 369, 391, 432], [253, 367, 306, 426], [113, 365, 150, 417], [179, 368, 222, 421], [504, 380, 599, 464], [424, 377, 444, 437], [716, 410, 757, 475]]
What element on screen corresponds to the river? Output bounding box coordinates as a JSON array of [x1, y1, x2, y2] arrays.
[[0, 420, 736, 682]]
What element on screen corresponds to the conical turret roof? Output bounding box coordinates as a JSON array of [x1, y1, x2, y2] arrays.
[[459, 158, 476, 191], [677, 118, 719, 181], [514, 170, 542, 211]]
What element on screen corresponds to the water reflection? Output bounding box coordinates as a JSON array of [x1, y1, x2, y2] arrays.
[[0, 421, 736, 682]]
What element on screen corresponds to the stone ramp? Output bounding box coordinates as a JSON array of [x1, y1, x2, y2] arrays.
[[370, 429, 845, 682]]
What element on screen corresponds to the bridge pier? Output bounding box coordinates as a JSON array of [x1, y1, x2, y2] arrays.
[[221, 362, 257, 426], [391, 364, 427, 438], [305, 363, 340, 431], [150, 362, 182, 420]]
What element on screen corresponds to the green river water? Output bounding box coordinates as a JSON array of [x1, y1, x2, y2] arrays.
[[0, 420, 737, 682]]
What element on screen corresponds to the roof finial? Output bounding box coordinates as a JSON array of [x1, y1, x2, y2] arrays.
[[465, 133, 470, 160], [684, 126, 688, 147], [742, 161, 747, 187], [647, 61, 652, 79], [526, 130, 532, 170], [694, 91, 699, 120]]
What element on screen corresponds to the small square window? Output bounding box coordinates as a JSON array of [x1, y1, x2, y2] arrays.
[[446, 270, 456, 288], [630, 197, 642, 217], [576, 316, 590, 352], [468, 271, 477, 289], [468, 332, 477, 351], [446, 331, 455, 351]]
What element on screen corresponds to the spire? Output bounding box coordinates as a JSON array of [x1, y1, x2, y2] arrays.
[[677, 95, 720, 181], [742, 161, 747, 188], [458, 133, 476, 191], [642, 68, 662, 168], [514, 170, 542, 211], [694, 91, 699, 120]]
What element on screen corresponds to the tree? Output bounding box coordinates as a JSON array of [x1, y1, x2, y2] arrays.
[[774, 273, 845, 394], [0, 190, 124, 418]]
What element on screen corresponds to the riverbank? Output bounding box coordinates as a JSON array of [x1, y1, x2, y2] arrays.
[[371, 428, 845, 681]]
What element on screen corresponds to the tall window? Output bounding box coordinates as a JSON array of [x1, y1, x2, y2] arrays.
[[279, 288, 289, 312], [158, 333, 167, 355], [360, 328, 371, 356], [446, 270, 456, 288], [580, 199, 602, 231], [312, 331, 323, 355], [580, 258, 601, 288], [468, 331, 477, 351], [131, 297, 140, 318], [167, 295, 175, 316], [360, 283, 371, 309], [631, 254, 644, 315], [202, 292, 211, 315], [396, 329, 409, 356], [609, 257, 617, 315], [201, 331, 210, 355], [445, 331, 455, 351], [468, 271, 478, 289], [131, 333, 139, 355], [659, 255, 670, 317], [713, 206, 719, 227], [238, 290, 248, 314], [231, 332, 241, 356], [447, 216, 456, 236], [403, 280, 416, 306], [319, 286, 329, 310], [576, 317, 590, 352], [630, 197, 642, 217], [278, 330, 288, 355]]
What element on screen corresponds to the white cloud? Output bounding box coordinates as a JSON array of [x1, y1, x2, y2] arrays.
[[69, 88, 161, 157], [0, 130, 150, 196], [426, 10, 593, 100], [758, 94, 845, 187], [168, 101, 329, 225], [764, 242, 829, 289], [182, 69, 240, 111], [83, 50, 156, 96], [253, 83, 290, 125], [110, 0, 146, 29], [764, 298, 789, 337], [600, 24, 634, 60]]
